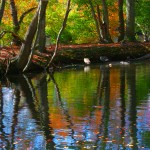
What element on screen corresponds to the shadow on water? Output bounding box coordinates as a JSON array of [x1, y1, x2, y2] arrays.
[[0, 62, 150, 149]]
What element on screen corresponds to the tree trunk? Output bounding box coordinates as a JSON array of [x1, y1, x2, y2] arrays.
[[96, 5, 106, 41], [9, 0, 37, 46], [101, 0, 112, 43], [88, 0, 103, 43], [16, 5, 40, 71], [118, 0, 125, 42], [9, 0, 22, 45], [37, 0, 48, 53], [7, 0, 50, 73], [10, 0, 20, 32], [0, 0, 6, 24], [23, 0, 49, 72], [126, 0, 136, 41]]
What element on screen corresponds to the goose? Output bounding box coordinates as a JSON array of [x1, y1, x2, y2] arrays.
[[100, 56, 109, 62], [84, 58, 91, 65], [120, 61, 129, 65], [108, 63, 112, 67]]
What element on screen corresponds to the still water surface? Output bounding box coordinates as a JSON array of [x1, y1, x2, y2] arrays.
[[0, 61, 150, 150]]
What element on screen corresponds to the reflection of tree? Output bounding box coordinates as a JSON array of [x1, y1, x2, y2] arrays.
[[0, 79, 14, 149], [23, 74, 55, 149], [119, 67, 126, 149], [11, 89, 20, 150], [9, 74, 55, 148], [0, 83, 6, 147], [97, 67, 103, 105], [0, 84, 3, 130], [25, 74, 54, 149], [127, 65, 138, 149], [95, 66, 110, 149], [13, 75, 40, 121], [48, 73, 75, 142]]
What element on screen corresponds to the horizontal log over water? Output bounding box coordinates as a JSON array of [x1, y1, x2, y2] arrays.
[[52, 42, 150, 65], [0, 42, 150, 74]]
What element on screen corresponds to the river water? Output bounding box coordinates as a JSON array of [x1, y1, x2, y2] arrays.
[[0, 61, 150, 150]]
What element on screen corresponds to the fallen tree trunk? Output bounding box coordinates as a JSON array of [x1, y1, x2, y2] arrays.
[[0, 42, 150, 75], [51, 42, 150, 65]]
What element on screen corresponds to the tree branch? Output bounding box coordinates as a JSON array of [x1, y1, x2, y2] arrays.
[[0, 0, 6, 23], [18, 7, 37, 25], [0, 30, 25, 43], [46, 0, 71, 69]]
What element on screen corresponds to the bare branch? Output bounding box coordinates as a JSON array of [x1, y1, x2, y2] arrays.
[[0, 30, 25, 43], [46, 0, 71, 69], [10, 0, 20, 32], [0, 0, 6, 23], [19, 7, 37, 25]]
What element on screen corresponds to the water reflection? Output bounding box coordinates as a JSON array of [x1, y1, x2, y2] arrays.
[[0, 62, 150, 149], [84, 66, 90, 73]]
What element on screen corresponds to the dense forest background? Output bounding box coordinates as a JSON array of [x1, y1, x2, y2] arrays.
[[0, 0, 149, 46]]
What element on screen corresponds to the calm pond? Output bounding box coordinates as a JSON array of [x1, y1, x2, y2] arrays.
[[0, 61, 150, 150]]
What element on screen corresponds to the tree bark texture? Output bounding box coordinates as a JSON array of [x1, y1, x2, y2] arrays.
[[88, 0, 103, 43], [118, 0, 125, 42], [101, 0, 112, 42], [126, 0, 136, 41], [16, 5, 40, 71], [96, 5, 105, 41], [23, 0, 49, 72], [0, 0, 6, 24], [10, 0, 20, 32], [37, 0, 48, 53]]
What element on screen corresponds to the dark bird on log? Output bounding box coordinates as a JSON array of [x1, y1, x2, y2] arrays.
[[100, 56, 109, 62]]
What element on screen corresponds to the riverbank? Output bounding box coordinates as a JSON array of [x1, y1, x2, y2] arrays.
[[50, 42, 150, 65], [0, 42, 150, 69]]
